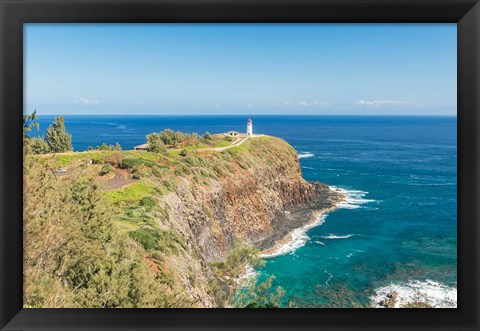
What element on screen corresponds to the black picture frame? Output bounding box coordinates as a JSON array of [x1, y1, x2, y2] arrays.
[[1, 0, 479, 330]]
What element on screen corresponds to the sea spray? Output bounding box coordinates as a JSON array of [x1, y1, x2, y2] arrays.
[[320, 234, 356, 239], [260, 214, 328, 258], [329, 186, 377, 209], [371, 280, 457, 308], [298, 152, 314, 159], [261, 186, 375, 258]]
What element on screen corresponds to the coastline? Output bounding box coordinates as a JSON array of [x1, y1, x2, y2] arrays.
[[233, 186, 345, 289], [260, 198, 344, 258]]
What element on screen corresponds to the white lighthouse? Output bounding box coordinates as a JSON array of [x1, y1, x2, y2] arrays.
[[247, 118, 253, 136]]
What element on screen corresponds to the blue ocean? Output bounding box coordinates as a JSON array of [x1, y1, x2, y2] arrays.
[[33, 115, 457, 307]]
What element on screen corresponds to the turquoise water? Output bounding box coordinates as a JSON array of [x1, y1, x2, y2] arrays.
[[33, 115, 457, 307], [253, 116, 457, 307]]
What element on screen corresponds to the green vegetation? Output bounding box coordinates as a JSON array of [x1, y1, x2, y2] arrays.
[[24, 123, 297, 308], [46, 116, 72, 153], [213, 140, 231, 148], [203, 132, 212, 140], [24, 112, 76, 155], [100, 163, 113, 176], [120, 158, 157, 169], [140, 196, 157, 210], [96, 142, 122, 151], [106, 181, 156, 204], [233, 276, 286, 308], [208, 241, 284, 308], [23, 155, 193, 308], [146, 133, 167, 153], [128, 227, 186, 255], [144, 129, 232, 152], [30, 137, 50, 154], [147, 128, 199, 148]]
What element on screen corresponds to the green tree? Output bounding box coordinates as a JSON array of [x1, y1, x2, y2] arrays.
[[23, 110, 39, 137], [159, 129, 175, 145], [23, 158, 193, 308], [96, 143, 110, 151], [23, 110, 40, 156], [45, 116, 72, 153], [231, 275, 285, 308], [30, 137, 50, 154], [204, 132, 212, 140], [147, 133, 167, 153]]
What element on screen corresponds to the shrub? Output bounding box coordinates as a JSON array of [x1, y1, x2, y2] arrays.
[[203, 132, 212, 140], [90, 154, 104, 165], [140, 196, 157, 210], [128, 227, 160, 250], [128, 227, 186, 255], [29, 137, 50, 155], [104, 152, 124, 166], [100, 163, 113, 176], [119, 158, 156, 170], [146, 133, 167, 153], [45, 116, 72, 153]]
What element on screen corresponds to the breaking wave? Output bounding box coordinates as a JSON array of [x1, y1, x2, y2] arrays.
[[371, 279, 457, 308], [321, 234, 355, 239], [298, 152, 314, 159], [330, 186, 377, 209], [260, 214, 328, 258]]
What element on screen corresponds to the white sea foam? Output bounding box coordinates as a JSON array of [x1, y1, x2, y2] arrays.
[[298, 152, 314, 159], [314, 240, 326, 246], [235, 264, 258, 284], [330, 186, 377, 209], [371, 280, 457, 308], [346, 249, 365, 258], [302, 166, 315, 170], [260, 186, 375, 258], [324, 270, 334, 286], [321, 234, 355, 239], [260, 214, 328, 258]]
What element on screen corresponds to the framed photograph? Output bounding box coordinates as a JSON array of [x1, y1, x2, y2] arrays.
[[1, 0, 479, 330]]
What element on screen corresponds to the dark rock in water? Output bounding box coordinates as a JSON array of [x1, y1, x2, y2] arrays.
[[380, 291, 399, 308]]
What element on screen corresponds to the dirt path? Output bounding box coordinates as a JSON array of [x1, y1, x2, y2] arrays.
[[103, 168, 136, 190], [197, 135, 263, 152]]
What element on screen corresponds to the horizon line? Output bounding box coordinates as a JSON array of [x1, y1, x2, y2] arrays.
[[31, 113, 458, 117]]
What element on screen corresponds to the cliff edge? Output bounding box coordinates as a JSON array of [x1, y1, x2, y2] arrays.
[[25, 135, 343, 308]]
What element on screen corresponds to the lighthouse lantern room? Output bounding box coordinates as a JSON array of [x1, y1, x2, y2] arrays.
[[247, 119, 253, 136]]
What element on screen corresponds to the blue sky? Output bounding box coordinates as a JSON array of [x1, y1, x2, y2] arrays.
[[24, 24, 456, 115]]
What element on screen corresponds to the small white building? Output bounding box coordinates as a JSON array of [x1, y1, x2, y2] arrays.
[[225, 131, 240, 137], [247, 118, 253, 136], [134, 143, 149, 151]]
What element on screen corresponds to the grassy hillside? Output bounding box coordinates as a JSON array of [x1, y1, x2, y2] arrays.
[[24, 136, 297, 308]]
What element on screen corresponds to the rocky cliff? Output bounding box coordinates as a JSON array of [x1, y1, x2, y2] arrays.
[[138, 136, 343, 306], [163, 137, 341, 261], [30, 135, 343, 307]]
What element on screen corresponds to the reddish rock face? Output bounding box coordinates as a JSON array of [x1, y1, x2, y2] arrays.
[[162, 137, 342, 262]]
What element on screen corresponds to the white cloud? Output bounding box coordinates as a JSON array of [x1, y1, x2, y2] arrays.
[[356, 99, 406, 107], [298, 100, 330, 107], [76, 98, 100, 105]]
